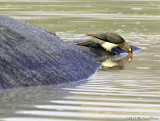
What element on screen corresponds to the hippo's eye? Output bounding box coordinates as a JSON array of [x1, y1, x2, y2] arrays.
[[129, 48, 132, 52]]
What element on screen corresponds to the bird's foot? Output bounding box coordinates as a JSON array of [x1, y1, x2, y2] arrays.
[[110, 51, 118, 55], [106, 49, 117, 55]]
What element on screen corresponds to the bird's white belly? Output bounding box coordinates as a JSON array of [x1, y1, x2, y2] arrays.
[[101, 42, 118, 51]]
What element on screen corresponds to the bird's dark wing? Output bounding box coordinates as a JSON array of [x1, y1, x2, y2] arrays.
[[87, 32, 125, 44]]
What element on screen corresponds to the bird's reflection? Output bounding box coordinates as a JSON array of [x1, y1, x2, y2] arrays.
[[97, 55, 132, 70], [74, 42, 133, 70]]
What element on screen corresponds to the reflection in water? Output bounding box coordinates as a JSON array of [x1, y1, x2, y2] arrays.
[[0, 81, 86, 120], [97, 55, 132, 70], [1, 34, 160, 121], [0, 0, 160, 121]]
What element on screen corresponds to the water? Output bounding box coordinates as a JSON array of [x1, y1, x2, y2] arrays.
[[0, 0, 160, 121]]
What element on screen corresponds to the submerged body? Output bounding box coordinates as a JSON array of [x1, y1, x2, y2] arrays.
[[76, 32, 133, 56]]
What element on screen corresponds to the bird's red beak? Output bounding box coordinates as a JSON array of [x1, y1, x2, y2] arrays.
[[129, 52, 133, 56]]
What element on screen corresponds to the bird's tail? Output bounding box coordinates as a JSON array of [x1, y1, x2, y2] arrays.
[[76, 40, 94, 46]]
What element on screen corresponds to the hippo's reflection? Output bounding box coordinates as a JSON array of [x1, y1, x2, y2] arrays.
[[97, 55, 132, 70]]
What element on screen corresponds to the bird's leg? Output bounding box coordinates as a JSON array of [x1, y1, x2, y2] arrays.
[[109, 51, 117, 55]]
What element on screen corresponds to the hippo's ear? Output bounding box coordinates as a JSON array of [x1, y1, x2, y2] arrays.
[[48, 31, 56, 36]]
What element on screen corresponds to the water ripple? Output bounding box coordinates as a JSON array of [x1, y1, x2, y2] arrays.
[[16, 110, 160, 119], [0, 0, 160, 121]]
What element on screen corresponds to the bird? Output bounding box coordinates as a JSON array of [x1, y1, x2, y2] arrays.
[[76, 32, 133, 56]]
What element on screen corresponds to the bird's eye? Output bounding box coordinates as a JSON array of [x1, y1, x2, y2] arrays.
[[129, 48, 132, 52]]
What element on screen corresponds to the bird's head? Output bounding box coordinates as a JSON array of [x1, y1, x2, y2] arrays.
[[119, 41, 133, 56]]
